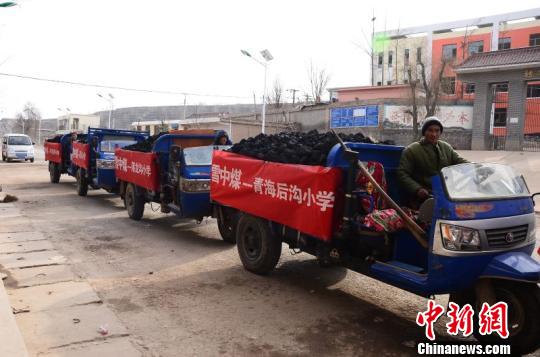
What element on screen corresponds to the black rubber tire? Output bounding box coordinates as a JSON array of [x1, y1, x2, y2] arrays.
[[467, 281, 540, 355], [1, 154, 5, 161], [49, 162, 60, 183], [217, 208, 237, 244], [76, 168, 88, 196], [125, 183, 145, 220], [30, 158, 34, 163], [236, 214, 281, 275]]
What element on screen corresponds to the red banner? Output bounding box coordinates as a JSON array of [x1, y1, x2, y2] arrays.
[[44, 142, 62, 163], [72, 142, 90, 169], [115, 149, 160, 192], [211, 151, 343, 241]]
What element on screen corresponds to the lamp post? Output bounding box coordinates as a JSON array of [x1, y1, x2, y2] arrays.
[[97, 93, 114, 129], [241, 49, 273, 134]]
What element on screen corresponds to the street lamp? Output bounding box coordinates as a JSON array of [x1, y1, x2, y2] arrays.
[[241, 49, 273, 134], [97, 93, 114, 129]]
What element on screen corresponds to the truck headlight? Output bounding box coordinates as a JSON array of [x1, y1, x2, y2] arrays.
[[180, 178, 210, 193], [440, 223, 481, 251]]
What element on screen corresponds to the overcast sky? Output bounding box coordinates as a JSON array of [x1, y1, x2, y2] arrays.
[[0, 0, 538, 119]]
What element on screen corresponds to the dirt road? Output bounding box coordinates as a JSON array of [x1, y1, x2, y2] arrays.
[[1, 159, 538, 356]]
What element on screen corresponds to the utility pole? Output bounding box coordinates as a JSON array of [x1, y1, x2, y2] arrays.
[[253, 92, 257, 120], [371, 11, 376, 86], [183, 95, 187, 121], [288, 89, 300, 105]]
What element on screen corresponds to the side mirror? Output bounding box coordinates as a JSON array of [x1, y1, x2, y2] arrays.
[[532, 192, 540, 206]]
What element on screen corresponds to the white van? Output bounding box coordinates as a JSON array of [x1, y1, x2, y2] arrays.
[[1, 134, 35, 162]]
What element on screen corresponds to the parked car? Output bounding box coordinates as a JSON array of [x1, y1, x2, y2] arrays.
[[1, 134, 35, 162]]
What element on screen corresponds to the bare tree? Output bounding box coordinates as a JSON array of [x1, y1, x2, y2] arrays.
[[15, 102, 41, 139], [307, 61, 330, 104], [267, 77, 284, 108], [406, 59, 448, 139]]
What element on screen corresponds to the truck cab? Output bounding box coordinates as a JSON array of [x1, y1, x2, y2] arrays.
[[72, 127, 148, 196]]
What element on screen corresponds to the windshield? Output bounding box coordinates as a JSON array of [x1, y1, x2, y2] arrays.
[[99, 135, 138, 152], [442, 163, 529, 200], [183, 145, 230, 166], [8, 136, 32, 145]]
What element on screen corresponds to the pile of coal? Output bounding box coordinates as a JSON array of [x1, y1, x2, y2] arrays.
[[122, 132, 166, 152], [229, 130, 394, 166], [46, 135, 62, 143]]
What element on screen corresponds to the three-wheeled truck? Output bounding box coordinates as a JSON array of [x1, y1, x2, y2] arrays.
[[114, 130, 234, 242], [45, 132, 86, 183], [68, 127, 148, 196], [211, 138, 540, 354]]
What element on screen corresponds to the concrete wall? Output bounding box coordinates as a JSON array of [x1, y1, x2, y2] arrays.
[[227, 100, 473, 149]]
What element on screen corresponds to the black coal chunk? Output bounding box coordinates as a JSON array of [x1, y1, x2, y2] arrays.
[[46, 135, 62, 143], [122, 132, 167, 152], [228, 130, 393, 166]]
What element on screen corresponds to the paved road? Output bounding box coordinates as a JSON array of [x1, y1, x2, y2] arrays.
[[1, 158, 539, 356]]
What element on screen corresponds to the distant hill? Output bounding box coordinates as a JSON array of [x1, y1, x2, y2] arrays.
[[93, 104, 260, 129], [1, 104, 260, 139]]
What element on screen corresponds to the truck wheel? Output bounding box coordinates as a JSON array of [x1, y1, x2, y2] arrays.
[[49, 162, 61, 183], [125, 183, 145, 220], [217, 208, 236, 244], [1, 154, 5, 161], [470, 281, 540, 355], [236, 215, 281, 275], [76, 168, 88, 196]]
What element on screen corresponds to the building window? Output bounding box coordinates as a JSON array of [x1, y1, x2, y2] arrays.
[[498, 37, 511, 50], [527, 84, 540, 97], [416, 47, 422, 62], [493, 108, 507, 127], [377, 81, 382, 86], [404, 79, 409, 84], [388, 51, 393, 67], [529, 33, 540, 46], [442, 44, 457, 60], [468, 40, 484, 56], [465, 83, 475, 94], [387, 80, 392, 85], [441, 77, 456, 94], [72, 118, 79, 130], [404, 49, 410, 66], [495, 83, 508, 92], [378, 52, 383, 67]]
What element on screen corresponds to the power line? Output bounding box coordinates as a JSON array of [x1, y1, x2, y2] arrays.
[[0, 72, 251, 100]]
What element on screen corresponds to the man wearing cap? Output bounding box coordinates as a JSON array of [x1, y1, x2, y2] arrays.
[[397, 117, 468, 206]]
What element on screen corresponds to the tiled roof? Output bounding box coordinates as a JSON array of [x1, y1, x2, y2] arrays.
[[456, 46, 540, 72]]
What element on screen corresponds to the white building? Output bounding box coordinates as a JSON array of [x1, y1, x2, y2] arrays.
[[57, 114, 101, 133], [131, 114, 229, 135]]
